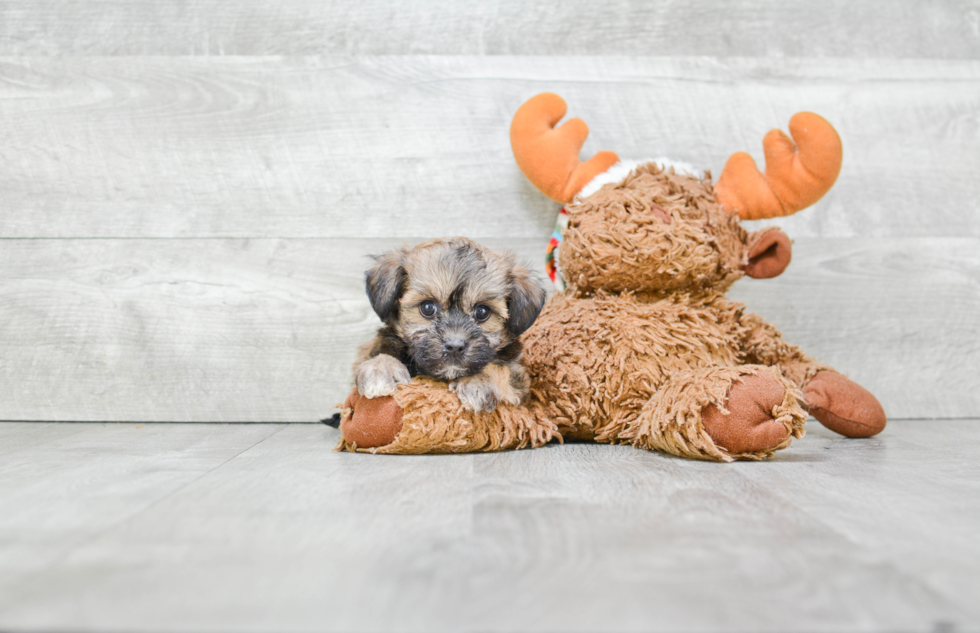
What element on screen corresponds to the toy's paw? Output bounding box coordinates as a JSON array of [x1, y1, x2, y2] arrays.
[[804, 371, 886, 438], [449, 374, 502, 413], [701, 372, 791, 454], [355, 354, 411, 399], [339, 389, 405, 448]]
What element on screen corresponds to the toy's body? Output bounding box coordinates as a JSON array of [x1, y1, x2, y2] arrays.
[[337, 94, 886, 461], [525, 289, 808, 460]]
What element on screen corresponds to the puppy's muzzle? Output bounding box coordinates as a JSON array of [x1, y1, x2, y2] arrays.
[[443, 337, 466, 357]]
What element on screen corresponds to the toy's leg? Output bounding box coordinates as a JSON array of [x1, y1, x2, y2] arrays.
[[738, 310, 834, 387], [737, 311, 886, 438], [335, 377, 558, 454], [337, 389, 405, 449], [619, 365, 807, 462], [803, 371, 886, 438]]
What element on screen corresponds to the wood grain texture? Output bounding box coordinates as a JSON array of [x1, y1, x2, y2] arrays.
[[0, 237, 545, 422], [1, 0, 979, 58], [0, 423, 284, 601], [1, 56, 978, 239], [1, 5, 976, 423], [0, 420, 977, 631], [728, 237, 980, 421], [0, 236, 975, 422]]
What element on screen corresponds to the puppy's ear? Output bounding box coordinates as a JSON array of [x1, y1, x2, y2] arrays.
[[507, 263, 547, 336], [365, 251, 407, 322]]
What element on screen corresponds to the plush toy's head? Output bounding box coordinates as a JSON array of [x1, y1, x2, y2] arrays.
[[511, 93, 842, 296]]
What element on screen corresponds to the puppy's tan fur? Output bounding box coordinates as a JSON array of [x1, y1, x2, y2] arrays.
[[353, 237, 546, 412]]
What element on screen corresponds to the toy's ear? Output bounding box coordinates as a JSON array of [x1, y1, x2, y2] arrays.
[[365, 251, 407, 322], [744, 229, 792, 279], [507, 263, 547, 336]]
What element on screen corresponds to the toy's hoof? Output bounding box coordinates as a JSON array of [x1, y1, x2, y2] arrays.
[[804, 371, 886, 438], [340, 389, 404, 448], [702, 372, 790, 454]]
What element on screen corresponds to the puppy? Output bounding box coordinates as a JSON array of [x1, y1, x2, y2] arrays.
[[353, 237, 547, 413]]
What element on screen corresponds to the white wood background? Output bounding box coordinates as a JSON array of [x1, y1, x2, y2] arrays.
[[1, 2, 978, 422]]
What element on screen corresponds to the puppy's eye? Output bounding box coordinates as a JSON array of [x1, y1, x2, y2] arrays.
[[419, 300, 438, 319], [473, 304, 491, 322]]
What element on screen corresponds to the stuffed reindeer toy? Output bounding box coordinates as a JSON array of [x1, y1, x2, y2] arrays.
[[336, 93, 886, 461]]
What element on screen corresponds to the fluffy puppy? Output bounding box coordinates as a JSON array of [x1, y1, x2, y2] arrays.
[[353, 237, 547, 412]]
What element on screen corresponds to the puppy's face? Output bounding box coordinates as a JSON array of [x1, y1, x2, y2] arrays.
[[365, 238, 546, 381]]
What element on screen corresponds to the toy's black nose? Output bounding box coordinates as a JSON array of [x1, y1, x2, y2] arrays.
[[444, 339, 466, 354]]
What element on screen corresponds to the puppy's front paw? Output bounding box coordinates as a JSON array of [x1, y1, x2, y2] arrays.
[[355, 354, 411, 399], [450, 375, 500, 413]]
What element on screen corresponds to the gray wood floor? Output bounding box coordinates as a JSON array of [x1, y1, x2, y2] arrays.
[[1, 420, 978, 632]]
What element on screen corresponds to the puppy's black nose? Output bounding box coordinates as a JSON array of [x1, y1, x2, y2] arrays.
[[444, 338, 466, 354]]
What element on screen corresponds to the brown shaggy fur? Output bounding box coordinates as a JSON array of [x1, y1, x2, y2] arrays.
[[354, 237, 546, 413], [339, 165, 875, 461]]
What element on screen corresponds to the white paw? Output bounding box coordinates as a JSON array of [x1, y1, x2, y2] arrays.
[[356, 355, 411, 399], [450, 377, 500, 413]]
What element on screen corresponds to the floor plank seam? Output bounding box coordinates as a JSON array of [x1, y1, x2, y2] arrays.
[[21, 425, 287, 576]]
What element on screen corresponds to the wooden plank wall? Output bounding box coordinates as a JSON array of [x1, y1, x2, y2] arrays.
[[1, 1, 978, 422]]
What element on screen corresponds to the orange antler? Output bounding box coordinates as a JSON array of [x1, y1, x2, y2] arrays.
[[715, 112, 842, 220], [510, 93, 620, 204]]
